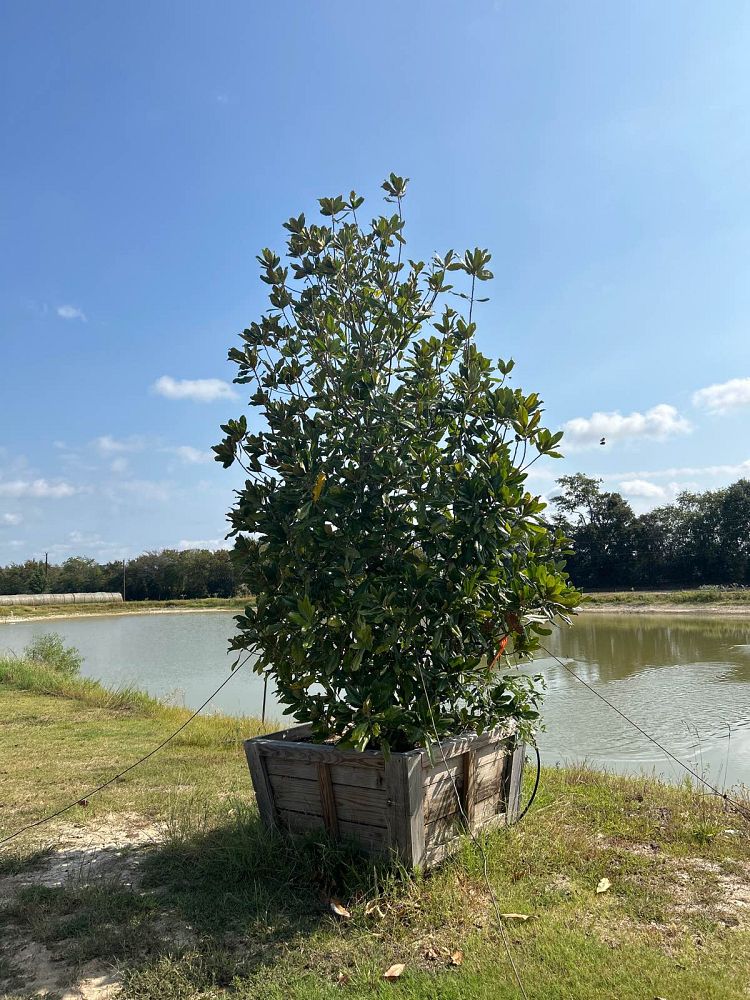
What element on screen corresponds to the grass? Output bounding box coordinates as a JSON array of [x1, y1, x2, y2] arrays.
[[0, 596, 250, 621], [585, 588, 750, 607], [1, 656, 749, 999]]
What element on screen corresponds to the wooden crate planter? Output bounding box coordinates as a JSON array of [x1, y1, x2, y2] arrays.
[[244, 721, 525, 868]]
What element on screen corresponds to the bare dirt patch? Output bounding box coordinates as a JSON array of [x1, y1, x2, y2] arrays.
[[670, 857, 750, 927], [1, 813, 162, 894], [0, 814, 163, 998]]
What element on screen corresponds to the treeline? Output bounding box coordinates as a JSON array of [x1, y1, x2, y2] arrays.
[[0, 547, 257, 601], [3, 476, 748, 598], [552, 474, 750, 590]]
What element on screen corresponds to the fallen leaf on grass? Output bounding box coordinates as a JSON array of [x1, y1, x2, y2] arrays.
[[500, 913, 530, 921], [596, 878, 612, 894], [365, 900, 385, 919], [449, 950, 464, 966], [336, 971, 351, 986], [423, 946, 439, 961], [383, 963, 405, 981], [329, 898, 351, 919]]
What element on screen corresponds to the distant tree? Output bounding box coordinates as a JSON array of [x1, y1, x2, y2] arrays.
[[206, 549, 236, 598], [551, 474, 636, 589], [26, 565, 47, 594], [57, 556, 103, 593], [718, 479, 750, 584], [630, 505, 683, 587]]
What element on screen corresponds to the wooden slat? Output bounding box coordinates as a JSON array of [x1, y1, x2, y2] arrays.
[[265, 758, 386, 790], [425, 794, 504, 851], [417, 721, 517, 768], [267, 775, 389, 828], [425, 754, 507, 824], [275, 808, 390, 852], [462, 750, 477, 828], [244, 740, 278, 831], [317, 762, 339, 838], [256, 740, 385, 768], [423, 738, 512, 787], [425, 781, 503, 833], [421, 812, 507, 868], [384, 751, 424, 867]]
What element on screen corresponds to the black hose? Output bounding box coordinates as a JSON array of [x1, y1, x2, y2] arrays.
[[513, 744, 541, 823]]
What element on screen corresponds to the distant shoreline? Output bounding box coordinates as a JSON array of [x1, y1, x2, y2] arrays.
[[582, 603, 750, 617], [2, 592, 750, 625], [0, 597, 247, 626]]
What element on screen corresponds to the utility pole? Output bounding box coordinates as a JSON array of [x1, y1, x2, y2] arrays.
[[122, 559, 126, 601], [44, 552, 48, 588]]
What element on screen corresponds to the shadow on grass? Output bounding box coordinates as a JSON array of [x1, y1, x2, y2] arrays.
[[1, 802, 406, 996]]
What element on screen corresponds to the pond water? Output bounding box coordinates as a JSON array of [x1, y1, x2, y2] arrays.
[[1, 610, 749, 788]]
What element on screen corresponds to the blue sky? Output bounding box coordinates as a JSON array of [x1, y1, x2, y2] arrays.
[[2, 1, 750, 563]]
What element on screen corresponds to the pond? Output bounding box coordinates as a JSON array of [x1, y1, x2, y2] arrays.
[[1, 610, 749, 788]]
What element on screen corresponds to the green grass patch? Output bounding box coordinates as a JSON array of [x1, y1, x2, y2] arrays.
[[1, 658, 749, 999], [0, 596, 251, 620], [585, 589, 750, 606]]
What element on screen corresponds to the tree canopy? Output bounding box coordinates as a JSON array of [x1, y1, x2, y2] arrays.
[[0, 548, 243, 601], [217, 175, 579, 752], [552, 474, 750, 589]]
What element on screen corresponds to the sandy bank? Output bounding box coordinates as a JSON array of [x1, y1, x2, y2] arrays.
[[583, 603, 750, 617], [0, 607, 240, 626]]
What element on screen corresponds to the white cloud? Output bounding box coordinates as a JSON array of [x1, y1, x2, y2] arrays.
[[113, 480, 171, 503], [562, 404, 691, 449], [0, 479, 78, 499], [152, 375, 237, 403], [615, 458, 750, 480], [110, 457, 129, 474], [618, 479, 666, 499], [692, 377, 750, 415], [95, 435, 145, 455], [177, 537, 231, 551], [1, 513, 22, 525], [172, 445, 211, 464], [57, 304, 86, 321]]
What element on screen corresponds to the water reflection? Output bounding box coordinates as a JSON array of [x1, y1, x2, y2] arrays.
[[530, 614, 750, 788], [1, 610, 748, 787]]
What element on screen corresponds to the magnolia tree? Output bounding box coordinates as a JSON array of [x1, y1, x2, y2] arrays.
[[215, 175, 579, 752]]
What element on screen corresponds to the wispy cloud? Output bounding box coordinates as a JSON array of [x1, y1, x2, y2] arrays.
[[1, 513, 22, 525], [171, 445, 211, 464], [562, 404, 691, 449], [177, 537, 231, 551], [114, 479, 172, 503], [152, 375, 237, 403], [94, 434, 146, 455], [45, 531, 128, 560], [57, 304, 86, 321], [0, 478, 78, 499], [692, 376, 750, 415], [614, 458, 750, 481], [618, 478, 667, 499]]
